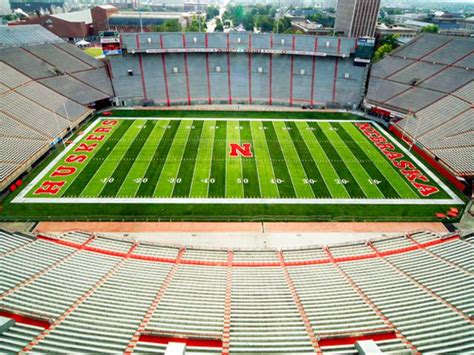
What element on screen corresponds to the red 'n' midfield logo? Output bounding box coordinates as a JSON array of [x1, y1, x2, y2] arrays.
[[229, 143, 253, 157]]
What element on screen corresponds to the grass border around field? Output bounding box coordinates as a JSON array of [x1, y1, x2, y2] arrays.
[[0, 109, 468, 222]]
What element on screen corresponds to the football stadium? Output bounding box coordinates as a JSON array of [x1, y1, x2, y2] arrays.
[[0, 23, 473, 354]]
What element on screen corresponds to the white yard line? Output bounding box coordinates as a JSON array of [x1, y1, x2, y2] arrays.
[[248, 122, 269, 199], [205, 122, 217, 197], [103, 117, 369, 123]]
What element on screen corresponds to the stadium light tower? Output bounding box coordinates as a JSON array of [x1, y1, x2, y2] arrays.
[[137, 0, 144, 32]]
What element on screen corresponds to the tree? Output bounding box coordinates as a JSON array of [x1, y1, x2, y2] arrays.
[[421, 24, 439, 33], [373, 43, 393, 62], [185, 16, 207, 32], [206, 5, 219, 21], [2, 14, 18, 21], [151, 20, 181, 32], [273, 17, 292, 34], [256, 15, 274, 33], [226, 4, 244, 25], [242, 12, 255, 31], [215, 18, 224, 32], [307, 13, 334, 28], [380, 34, 399, 47]]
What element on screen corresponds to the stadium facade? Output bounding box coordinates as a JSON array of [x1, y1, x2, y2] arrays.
[[108, 32, 368, 108]]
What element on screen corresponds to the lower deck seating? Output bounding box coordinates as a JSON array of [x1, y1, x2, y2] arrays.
[[0, 231, 472, 353], [0, 323, 43, 353]]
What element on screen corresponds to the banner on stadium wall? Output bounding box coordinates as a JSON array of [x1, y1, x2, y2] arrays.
[[127, 47, 346, 57]]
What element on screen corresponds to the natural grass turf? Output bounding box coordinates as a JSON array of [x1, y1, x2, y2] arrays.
[[109, 109, 358, 120], [83, 47, 103, 58], [0, 201, 463, 222], [24, 118, 455, 201]]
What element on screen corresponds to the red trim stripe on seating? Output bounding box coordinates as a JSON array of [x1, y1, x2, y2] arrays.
[[135, 35, 148, 100], [279, 251, 322, 353], [124, 248, 185, 354], [21, 244, 135, 353], [319, 332, 397, 347], [139, 334, 222, 348], [0, 311, 50, 329], [222, 250, 233, 355], [205, 33, 212, 104], [226, 33, 232, 104], [160, 34, 171, 107], [34, 235, 460, 268], [182, 34, 192, 105], [332, 57, 338, 103]]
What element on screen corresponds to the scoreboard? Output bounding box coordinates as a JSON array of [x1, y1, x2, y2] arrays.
[[100, 31, 122, 56]]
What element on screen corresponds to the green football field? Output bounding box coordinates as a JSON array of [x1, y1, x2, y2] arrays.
[[14, 116, 462, 207]]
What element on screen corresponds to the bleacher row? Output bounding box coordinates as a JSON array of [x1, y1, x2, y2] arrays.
[[364, 33, 473, 178], [393, 81, 473, 176], [0, 62, 90, 189], [0, 25, 114, 191], [0, 25, 61, 47], [0, 229, 472, 353], [110, 33, 367, 108], [366, 33, 473, 113]]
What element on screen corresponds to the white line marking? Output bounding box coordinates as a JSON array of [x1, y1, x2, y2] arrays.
[[102, 117, 370, 123], [12, 197, 464, 205]]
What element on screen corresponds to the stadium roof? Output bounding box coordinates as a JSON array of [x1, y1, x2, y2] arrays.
[[50, 9, 92, 24], [0, 25, 61, 47]]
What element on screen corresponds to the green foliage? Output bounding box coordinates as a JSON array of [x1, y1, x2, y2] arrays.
[[151, 20, 181, 32], [380, 34, 399, 47], [421, 24, 439, 33], [242, 12, 255, 31], [256, 15, 274, 32], [273, 17, 292, 34], [215, 18, 224, 32], [223, 3, 277, 31], [372, 34, 399, 62], [206, 5, 219, 20], [373, 43, 394, 62], [382, 7, 403, 15], [227, 4, 244, 24], [306, 13, 334, 27], [185, 16, 207, 32], [2, 14, 18, 21]]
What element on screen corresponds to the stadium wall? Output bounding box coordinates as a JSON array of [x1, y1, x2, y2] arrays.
[[108, 32, 368, 108]]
